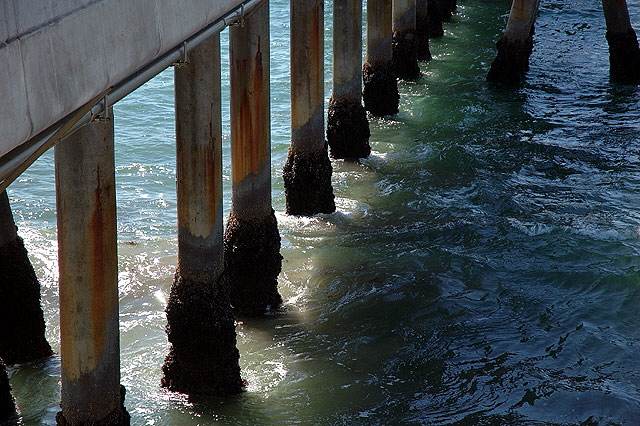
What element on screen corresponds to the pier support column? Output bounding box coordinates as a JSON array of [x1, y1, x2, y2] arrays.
[[327, 0, 371, 159], [225, 2, 283, 317], [0, 359, 15, 422], [425, 0, 449, 38], [416, 0, 432, 61], [393, 0, 421, 80], [162, 34, 244, 395], [0, 191, 52, 365], [602, 0, 640, 82], [54, 109, 129, 425], [363, 0, 400, 116], [487, 0, 540, 84], [284, 0, 336, 215]]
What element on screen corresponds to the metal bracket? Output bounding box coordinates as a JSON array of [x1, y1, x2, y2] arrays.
[[224, 3, 245, 27], [172, 41, 189, 67], [91, 94, 110, 121]]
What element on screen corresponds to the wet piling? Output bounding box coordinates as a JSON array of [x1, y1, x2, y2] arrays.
[[285, 0, 336, 215], [327, 0, 371, 159], [416, 0, 432, 61], [392, 0, 421, 80], [161, 33, 244, 395], [0, 190, 52, 365], [54, 109, 129, 425], [225, 2, 283, 317], [0, 359, 15, 422], [363, 0, 400, 116], [487, 0, 540, 84], [602, 0, 640, 82]]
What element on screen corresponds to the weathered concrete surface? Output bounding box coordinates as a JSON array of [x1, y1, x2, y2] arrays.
[[226, 2, 283, 317], [173, 34, 224, 284], [55, 109, 129, 425], [0, 0, 248, 160], [363, 0, 399, 116], [285, 0, 336, 215], [602, 0, 640, 81], [0, 191, 52, 365], [328, 0, 371, 159], [487, 0, 540, 84], [162, 33, 244, 395]]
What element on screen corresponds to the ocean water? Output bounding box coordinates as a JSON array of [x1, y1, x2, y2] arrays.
[[5, 0, 640, 424]]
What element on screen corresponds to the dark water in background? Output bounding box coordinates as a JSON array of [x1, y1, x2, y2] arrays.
[[5, 0, 640, 424]]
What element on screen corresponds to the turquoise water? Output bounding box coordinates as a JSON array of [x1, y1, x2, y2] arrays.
[[5, 0, 640, 424]]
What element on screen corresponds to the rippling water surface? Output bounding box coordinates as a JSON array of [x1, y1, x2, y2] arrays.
[[6, 0, 640, 424]]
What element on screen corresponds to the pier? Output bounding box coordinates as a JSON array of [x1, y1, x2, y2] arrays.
[[2, 0, 640, 424]]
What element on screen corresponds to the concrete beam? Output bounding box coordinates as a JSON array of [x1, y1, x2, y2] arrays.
[[54, 109, 129, 424], [0, 0, 249, 160]]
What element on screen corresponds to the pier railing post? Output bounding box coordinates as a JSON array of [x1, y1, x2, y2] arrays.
[[363, 0, 400, 116], [327, 0, 371, 159], [487, 0, 540, 84], [0, 190, 52, 365], [602, 0, 640, 82], [284, 0, 336, 215], [393, 0, 420, 80], [161, 33, 244, 395], [0, 359, 15, 422], [225, 2, 283, 317], [54, 109, 129, 425]]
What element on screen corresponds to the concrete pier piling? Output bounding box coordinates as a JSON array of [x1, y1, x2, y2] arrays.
[[54, 109, 129, 425], [415, 0, 432, 61], [162, 34, 244, 395], [0, 191, 52, 365], [602, 0, 640, 82], [363, 0, 400, 116], [284, 0, 336, 215], [225, 2, 283, 317], [327, 0, 371, 159], [425, 0, 450, 38], [487, 0, 540, 84], [0, 359, 15, 422], [393, 0, 421, 80]]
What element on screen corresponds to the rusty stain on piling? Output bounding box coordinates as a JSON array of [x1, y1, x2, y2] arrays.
[[90, 170, 107, 368], [231, 35, 267, 185]]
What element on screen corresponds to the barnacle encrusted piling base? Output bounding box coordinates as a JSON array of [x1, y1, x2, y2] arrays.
[[327, 98, 371, 159], [56, 386, 130, 426], [606, 28, 640, 82], [161, 275, 244, 395], [224, 210, 283, 317], [487, 35, 534, 85], [0, 359, 15, 422], [283, 145, 336, 216], [362, 61, 400, 116], [0, 236, 52, 365], [392, 30, 421, 80]]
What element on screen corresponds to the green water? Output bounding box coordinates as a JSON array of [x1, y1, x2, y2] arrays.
[[5, 0, 640, 424]]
